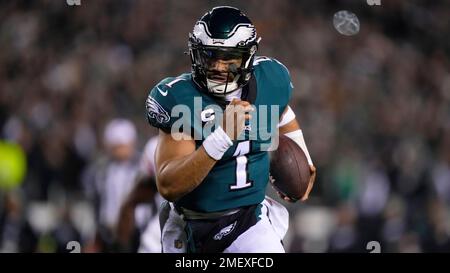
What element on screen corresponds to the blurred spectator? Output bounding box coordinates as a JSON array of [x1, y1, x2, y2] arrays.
[[0, 192, 37, 252], [116, 136, 164, 253], [82, 118, 140, 252], [328, 203, 363, 252], [420, 199, 450, 252], [50, 203, 81, 253]]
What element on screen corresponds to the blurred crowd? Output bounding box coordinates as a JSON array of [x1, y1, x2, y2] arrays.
[[1, 0, 449, 252]]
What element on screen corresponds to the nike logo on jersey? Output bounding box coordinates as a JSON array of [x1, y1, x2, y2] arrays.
[[157, 86, 168, 96]]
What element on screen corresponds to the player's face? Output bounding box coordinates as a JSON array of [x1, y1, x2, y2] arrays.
[[198, 47, 244, 83], [206, 58, 243, 83]]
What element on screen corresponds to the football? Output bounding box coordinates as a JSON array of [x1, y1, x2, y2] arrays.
[[269, 134, 311, 201]]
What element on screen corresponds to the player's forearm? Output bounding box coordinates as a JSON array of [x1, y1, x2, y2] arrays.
[[157, 146, 217, 202]]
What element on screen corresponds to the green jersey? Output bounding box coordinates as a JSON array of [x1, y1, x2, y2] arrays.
[[146, 57, 293, 212]]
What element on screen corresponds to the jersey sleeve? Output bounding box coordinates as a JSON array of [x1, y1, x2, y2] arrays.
[[270, 58, 294, 113], [145, 78, 178, 132], [254, 56, 294, 113]]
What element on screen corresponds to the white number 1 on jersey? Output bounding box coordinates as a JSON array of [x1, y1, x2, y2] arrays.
[[230, 141, 253, 190]]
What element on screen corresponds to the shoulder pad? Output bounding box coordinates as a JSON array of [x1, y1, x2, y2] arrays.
[[145, 76, 191, 131]]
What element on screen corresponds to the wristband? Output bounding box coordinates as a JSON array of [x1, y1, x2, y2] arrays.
[[203, 126, 233, 160]]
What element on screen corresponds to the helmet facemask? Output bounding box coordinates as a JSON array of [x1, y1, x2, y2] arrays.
[[189, 40, 258, 97]]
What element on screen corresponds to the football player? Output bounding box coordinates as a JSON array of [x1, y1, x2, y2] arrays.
[[145, 6, 316, 253]]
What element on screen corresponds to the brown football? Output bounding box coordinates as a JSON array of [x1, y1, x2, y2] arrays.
[[269, 134, 311, 201]]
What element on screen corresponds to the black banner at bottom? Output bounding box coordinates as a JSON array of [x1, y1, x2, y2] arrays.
[[1, 253, 442, 272]]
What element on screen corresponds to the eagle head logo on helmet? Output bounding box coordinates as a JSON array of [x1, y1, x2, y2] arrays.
[[188, 6, 261, 99]]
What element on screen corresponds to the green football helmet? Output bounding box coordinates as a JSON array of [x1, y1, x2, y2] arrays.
[[188, 6, 261, 97]]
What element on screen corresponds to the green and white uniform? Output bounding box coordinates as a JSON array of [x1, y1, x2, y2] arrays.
[[147, 5, 295, 253], [146, 57, 292, 213]]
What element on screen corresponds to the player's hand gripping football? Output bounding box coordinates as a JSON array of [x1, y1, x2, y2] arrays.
[[270, 165, 317, 202], [221, 99, 254, 140]]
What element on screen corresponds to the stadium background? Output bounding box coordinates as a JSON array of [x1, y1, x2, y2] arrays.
[[0, 0, 449, 252]]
